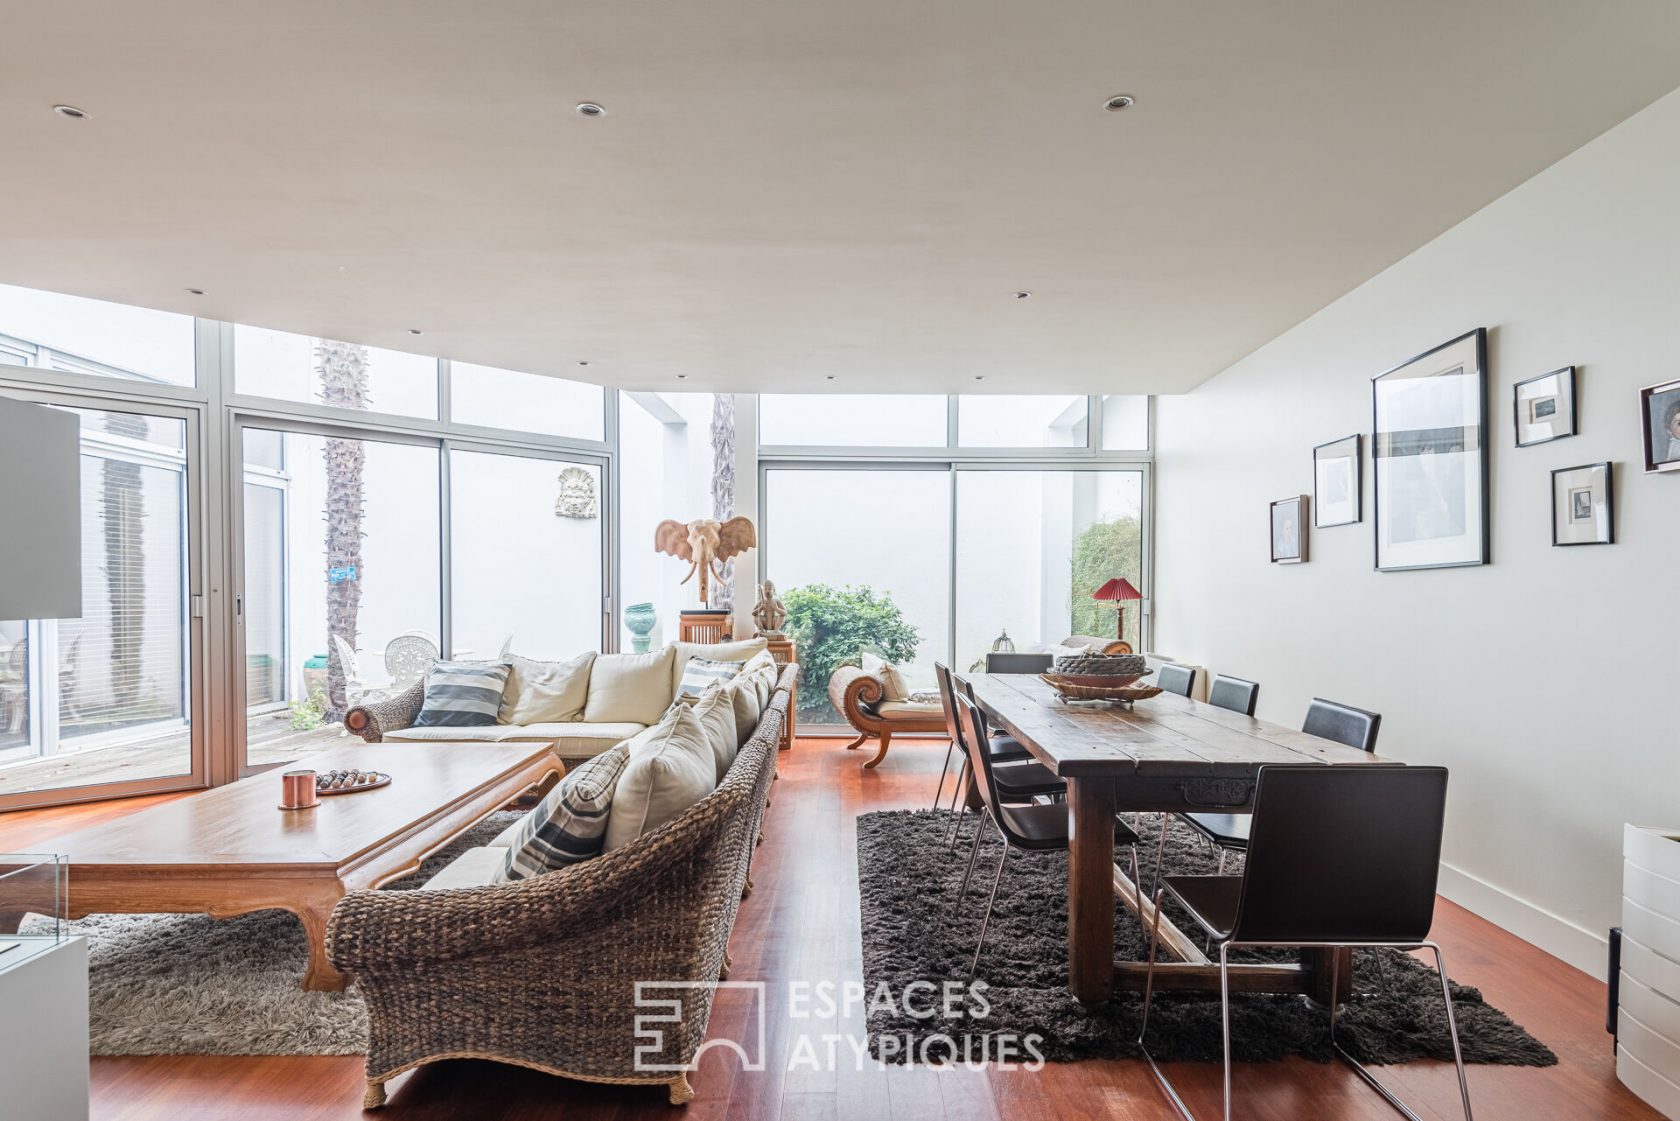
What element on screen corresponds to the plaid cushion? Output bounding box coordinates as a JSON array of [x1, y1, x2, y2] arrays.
[[413, 660, 512, 727], [502, 742, 632, 879], [677, 656, 742, 699]]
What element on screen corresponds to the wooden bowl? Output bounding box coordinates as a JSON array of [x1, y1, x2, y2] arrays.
[[1040, 674, 1163, 703]]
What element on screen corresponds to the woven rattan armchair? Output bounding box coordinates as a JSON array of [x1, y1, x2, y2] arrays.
[[326, 666, 792, 1109]]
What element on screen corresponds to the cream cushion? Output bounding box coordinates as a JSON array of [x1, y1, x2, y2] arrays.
[[690, 683, 740, 783], [671, 636, 769, 691], [423, 845, 509, 890], [385, 721, 645, 758], [604, 704, 717, 852], [877, 700, 944, 718], [860, 652, 909, 701], [727, 672, 763, 747], [583, 647, 677, 724], [498, 651, 594, 725]]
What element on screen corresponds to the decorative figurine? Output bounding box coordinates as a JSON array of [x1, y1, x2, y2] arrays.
[[752, 580, 787, 637], [653, 516, 757, 608]]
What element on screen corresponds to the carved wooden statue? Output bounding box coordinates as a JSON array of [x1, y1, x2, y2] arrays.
[[752, 580, 787, 637], [654, 516, 757, 608]]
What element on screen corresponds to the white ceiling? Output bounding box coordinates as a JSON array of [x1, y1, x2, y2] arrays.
[[3, 1, 1678, 395]]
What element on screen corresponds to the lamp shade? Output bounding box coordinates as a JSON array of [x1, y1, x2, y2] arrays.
[[1091, 577, 1142, 603]]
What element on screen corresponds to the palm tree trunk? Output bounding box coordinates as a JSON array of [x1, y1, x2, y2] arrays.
[[317, 341, 370, 719], [710, 394, 737, 612]]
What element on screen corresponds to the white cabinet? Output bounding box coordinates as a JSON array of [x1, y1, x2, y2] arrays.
[[0, 936, 88, 1121], [1620, 825, 1680, 1119]]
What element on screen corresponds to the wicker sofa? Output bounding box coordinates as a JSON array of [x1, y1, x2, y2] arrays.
[[325, 663, 794, 1109], [829, 635, 1130, 768]]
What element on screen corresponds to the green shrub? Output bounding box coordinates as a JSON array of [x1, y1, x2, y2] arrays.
[[782, 583, 919, 722], [1069, 515, 1143, 647]]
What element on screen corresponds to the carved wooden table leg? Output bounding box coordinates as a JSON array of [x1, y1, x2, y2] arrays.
[[1066, 775, 1117, 1004], [293, 884, 349, 992]]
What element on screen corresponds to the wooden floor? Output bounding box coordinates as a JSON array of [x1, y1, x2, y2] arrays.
[[0, 734, 1653, 1121]]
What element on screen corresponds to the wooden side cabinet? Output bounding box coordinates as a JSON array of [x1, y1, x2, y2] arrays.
[[763, 636, 797, 751]]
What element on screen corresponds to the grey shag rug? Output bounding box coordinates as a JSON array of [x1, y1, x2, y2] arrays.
[[856, 809, 1557, 1067], [20, 811, 522, 1057]]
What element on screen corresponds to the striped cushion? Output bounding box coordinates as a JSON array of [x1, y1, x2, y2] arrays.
[[677, 656, 742, 699], [413, 661, 512, 727], [502, 742, 631, 879]]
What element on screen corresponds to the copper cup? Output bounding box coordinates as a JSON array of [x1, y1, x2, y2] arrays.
[[280, 769, 319, 810]]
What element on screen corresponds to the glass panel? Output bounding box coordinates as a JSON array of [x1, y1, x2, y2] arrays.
[[233, 326, 438, 419], [618, 393, 742, 650], [0, 407, 193, 797], [450, 362, 604, 441], [1101, 394, 1149, 451], [760, 394, 948, 447], [955, 470, 1144, 672], [957, 395, 1087, 448], [765, 469, 951, 725], [0, 282, 195, 386], [241, 428, 441, 769], [450, 451, 604, 660]]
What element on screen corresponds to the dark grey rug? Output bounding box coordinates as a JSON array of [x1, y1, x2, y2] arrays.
[[19, 811, 521, 1056], [856, 809, 1557, 1066]]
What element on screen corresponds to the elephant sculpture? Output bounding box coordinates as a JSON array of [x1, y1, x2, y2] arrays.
[[654, 516, 758, 608]]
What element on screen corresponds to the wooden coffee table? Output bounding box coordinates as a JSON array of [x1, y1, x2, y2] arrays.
[[0, 742, 559, 991]]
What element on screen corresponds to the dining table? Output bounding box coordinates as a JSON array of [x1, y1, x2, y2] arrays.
[[964, 672, 1398, 1006]]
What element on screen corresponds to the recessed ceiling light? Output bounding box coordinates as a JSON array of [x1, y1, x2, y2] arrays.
[[576, 102, 606, 118], [1103, 94, 1135, 112], [52, 104, 89, 120], [578, 360, 590, 367], [1015, 291, 1031, 300], [676, 374, 688, 379], [825, 375, 836, 381], [974, 375, 986, 381], [408, 328, 422, 335], [185, 288, 204, 296]]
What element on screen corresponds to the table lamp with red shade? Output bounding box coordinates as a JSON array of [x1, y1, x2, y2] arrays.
[[1090, 577, 1142, 641]]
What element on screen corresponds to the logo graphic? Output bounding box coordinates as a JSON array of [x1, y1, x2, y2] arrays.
[[634, 981, 767, 1073]]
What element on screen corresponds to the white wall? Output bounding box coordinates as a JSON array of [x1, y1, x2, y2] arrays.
[[1154, 88, 1680, 978]]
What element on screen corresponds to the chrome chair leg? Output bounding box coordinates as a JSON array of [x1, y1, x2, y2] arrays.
[[968, 843, 1011, 980], [945, 758, 971, 849], [1150, 813, 1171, 898], [1137, 886, 1194, 1121], [954, 813, 990, 906], [1219, 942, 1234, 1121], [1216, 849, 1228, 875], [931, 738, 957, 810]]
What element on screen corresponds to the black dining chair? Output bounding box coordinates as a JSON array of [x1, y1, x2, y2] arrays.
[[933, 664, 1059, 848], [952, 692, 1140, 979], [1138, 764, 1470, 1121], [985, 651, 1055, 674], [1178, 697, 1382, 872], [1206, 674, 1259, 717], [1156, 662, 1196, 697]]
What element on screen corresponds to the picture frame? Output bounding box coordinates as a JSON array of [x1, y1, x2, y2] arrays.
[[1551, 461, 1614, 546], [1513, 366, 1576, 447], [1312, 434, 1361, 527], [1640, 377, 1680, 474], [1269, 495, 1308, 564], [1371, 328, 1489, 572]]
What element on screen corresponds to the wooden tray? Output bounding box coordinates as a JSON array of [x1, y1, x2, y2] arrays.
[[1041, 674, 1163, 703], [316, 770, 391, 796]]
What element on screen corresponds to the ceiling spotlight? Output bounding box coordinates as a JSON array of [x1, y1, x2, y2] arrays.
[[52, 104, 89, 120], [676, 374, 688, 379], [825, 375, 836, 381], [578, 360, 590, 367], [974, 375, 986, 381], [1014, 291, 1031, 300], [576, 102, 606, 117], [185, 288, 205, 296], [408, 328, 422, 335], [1103, 94, 1135, 112]]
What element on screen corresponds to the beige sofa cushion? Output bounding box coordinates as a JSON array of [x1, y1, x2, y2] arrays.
[[499, 651, 594, 725], [690, 683, 740, 783], [584, 647, 677, 724], [603, 704, 716, 852], [727, 671, 763, 746], [386, 725, 526, 743], [877, 700, 943, 719], [384, 721, 644, 757], [422, 845, 508, 890], [671, 636, 769, 692], [860, 652, 909, 701]]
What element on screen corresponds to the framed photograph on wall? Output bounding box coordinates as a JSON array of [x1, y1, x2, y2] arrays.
[[1371, 328, 1489, 572], [1551, 462, 1614, 546], [1640, 377, 1680, 474], [1312, 434, 1361, 527], [1270, 495, 1308, 564], [1514, 366, 1576, 447]]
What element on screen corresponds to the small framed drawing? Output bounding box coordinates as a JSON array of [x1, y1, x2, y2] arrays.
[[1640, 377, 1680, 474], [1270, 495, 1308, 564], [1312, 434, 1361, 527], [1551, 462, 1613, 546], [1514, 366, 1576, 447], [1372, 328, 1490, 571]]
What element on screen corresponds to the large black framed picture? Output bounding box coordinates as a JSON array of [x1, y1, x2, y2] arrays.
[[1312, 434, 1361, 527], [1371, 328, 1489, 572]]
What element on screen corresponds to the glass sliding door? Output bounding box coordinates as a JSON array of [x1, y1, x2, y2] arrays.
[[239, 426, 441, 769], [0, 401, 202, 806], [449, 448, 606, 661], [955, 469, 1145, 670], [762, 467, 952, 727]]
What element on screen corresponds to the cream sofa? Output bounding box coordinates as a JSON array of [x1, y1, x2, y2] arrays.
[[343, 638, 770, 765]]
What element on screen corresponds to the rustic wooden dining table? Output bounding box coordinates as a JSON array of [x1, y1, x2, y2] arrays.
[[964, 672, 1397, 1006]]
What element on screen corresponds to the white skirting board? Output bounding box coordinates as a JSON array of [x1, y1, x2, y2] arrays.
[[1437, 860, 1608, 979]]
